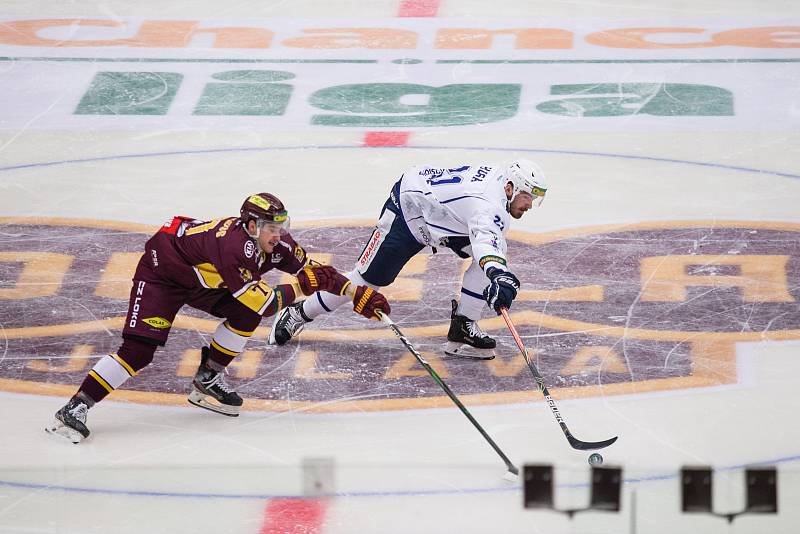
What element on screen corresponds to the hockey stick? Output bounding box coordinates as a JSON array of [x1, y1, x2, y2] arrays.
[[378, 312, 519, 480], [499, 307, 618, 451]]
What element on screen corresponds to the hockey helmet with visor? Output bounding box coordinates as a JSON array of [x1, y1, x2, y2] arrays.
[[505, 159, 548, 207], [240, 193, 290, 237]]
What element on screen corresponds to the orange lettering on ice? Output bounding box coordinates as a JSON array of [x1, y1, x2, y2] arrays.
[[0, 20, 797, 50], [435, 28, 573, 49], [282, 28, 416, 49], [0, 19, 273, 48], [585, 27, 716, 49]]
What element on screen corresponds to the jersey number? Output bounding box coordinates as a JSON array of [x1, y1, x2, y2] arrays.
[[427, 175, 462, 186], [426, 166, 469, 186]]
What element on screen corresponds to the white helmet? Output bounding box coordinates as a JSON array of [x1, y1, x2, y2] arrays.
[[505, 159, 548, 207]]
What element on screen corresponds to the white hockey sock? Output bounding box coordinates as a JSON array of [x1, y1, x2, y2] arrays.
[[301, 269, 377, 319], [302, 291, 350, 318], [458, 260, 490, 320]]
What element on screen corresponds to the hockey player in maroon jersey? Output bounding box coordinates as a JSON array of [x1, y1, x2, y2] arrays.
[[46, 193, 390, 444]]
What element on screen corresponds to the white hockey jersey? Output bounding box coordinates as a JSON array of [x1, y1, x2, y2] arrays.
[[398, 164, 511, 273]]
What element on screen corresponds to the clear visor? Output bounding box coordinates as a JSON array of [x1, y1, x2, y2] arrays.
[[257, 216, 290, 236], [529, 185, 546, 207]]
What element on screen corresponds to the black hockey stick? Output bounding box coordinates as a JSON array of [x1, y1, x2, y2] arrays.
[[379, 312, 519, 480], [500, 307, 618, 451]]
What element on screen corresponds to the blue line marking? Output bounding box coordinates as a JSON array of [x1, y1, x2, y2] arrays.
[[2, 453, 797, 500], [1, 145, 798, 181]]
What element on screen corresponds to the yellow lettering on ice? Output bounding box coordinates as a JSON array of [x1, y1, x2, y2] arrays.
[[26, 344, 93, 373], [0, 252, 73, 299], [293, 351, 352, 379], [640, 255, 794, 302], [384, 351, 448, 379], [559, 346, 629, 376]]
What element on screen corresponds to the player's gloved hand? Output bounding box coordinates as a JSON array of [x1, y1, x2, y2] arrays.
[[352, 285, 391, 320], [296, 265, 350, 296], [483, 267, 520, 314]]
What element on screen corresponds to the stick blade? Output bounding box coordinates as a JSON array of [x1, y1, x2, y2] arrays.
[[502, 466, 519, 482], [567, 435, 618, 451]]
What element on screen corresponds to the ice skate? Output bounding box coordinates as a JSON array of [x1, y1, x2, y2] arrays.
[[444, 300, 497, 360], [268, 300, 311, 346], [45, 396, 90, 444], [188, 347, 243, 416]]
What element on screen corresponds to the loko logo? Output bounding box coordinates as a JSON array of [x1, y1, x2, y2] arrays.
[[1, 218, 798, 412]]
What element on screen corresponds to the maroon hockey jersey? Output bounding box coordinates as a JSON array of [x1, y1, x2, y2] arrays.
[[146, 216, 307, 315]]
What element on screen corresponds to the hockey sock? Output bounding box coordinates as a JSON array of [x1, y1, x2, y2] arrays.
[[207, 320, 254, 369], [77, 338, 155, 404], [459, 261, 491, 320]]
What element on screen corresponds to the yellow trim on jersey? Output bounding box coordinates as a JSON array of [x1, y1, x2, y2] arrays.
[[184, 219, 222, 236], [223, 321, 253, 337], [339, 280, 351, 297], [193, 263, 224, 289], [236, 280, 275, 314], [110, 353, 135, 377], [211, 339, 239, 357], [89, 370, 114, 393]]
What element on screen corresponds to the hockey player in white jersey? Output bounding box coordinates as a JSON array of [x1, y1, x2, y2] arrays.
[[269, 159, 548, 359]]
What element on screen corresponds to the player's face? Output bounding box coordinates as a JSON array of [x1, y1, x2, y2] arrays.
[[508, 192, 533, 219], [257, 223, 282, 252]]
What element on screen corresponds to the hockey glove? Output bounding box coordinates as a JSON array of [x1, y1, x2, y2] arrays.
[[352, 286, 391, 320], [483, 267, 520, 315], [296, 265, 351, 296]]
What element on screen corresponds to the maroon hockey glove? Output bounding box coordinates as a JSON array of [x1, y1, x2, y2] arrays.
[[352, 286, 391, 320], [296, 265, 350, 296]]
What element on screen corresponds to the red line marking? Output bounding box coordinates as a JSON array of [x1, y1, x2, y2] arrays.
[[363, 131, 411, 147], [397, 0, 440, 17], [260, 498, 328, 534]]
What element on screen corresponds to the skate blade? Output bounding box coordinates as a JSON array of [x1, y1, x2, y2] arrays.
[[45, 420, 85, 444], [266, 309, 285, 345], [443, 342, 496, 360], [187, 390, 240, 417], [266, 326, 278, 345]]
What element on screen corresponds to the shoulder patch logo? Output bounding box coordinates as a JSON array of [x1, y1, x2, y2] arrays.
[[244, 240, 255, 258]]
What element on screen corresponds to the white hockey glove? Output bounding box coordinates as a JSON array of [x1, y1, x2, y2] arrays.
[[483, 267, 520, 315]]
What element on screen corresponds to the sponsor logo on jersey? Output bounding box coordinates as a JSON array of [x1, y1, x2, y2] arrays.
[[238, 267, 253, 282], [128, 281, 146, 328], [359, 228, 383, 267], [244, 240, 255, 258], [2, 218, 798, 413], [143, 317, 172, 329]]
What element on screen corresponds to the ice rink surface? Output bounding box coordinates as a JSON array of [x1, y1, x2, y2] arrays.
[[1, 1, 800, 532]]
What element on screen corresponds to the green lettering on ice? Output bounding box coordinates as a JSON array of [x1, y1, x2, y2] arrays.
[[75, 72, 183, 115], [194, 70, 295, 116], [536, 83, 734, 117], [310, 83, 521, 126]]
